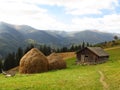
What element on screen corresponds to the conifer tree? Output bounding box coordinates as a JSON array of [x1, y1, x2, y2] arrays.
[[82, 42, 85, 49], [16, 47, 23, 66], [3, 53, 16, 70], [70, 45, 75, 52], [0, 60, 2, 73]]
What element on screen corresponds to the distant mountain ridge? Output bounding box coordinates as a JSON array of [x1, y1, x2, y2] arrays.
[[0, 22, 117, 55]]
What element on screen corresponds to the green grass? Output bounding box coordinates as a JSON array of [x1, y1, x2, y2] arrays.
[[0, 48, 120, 90]]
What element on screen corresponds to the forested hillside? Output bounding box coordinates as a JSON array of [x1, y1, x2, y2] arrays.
[[0, 22, 117, 56]]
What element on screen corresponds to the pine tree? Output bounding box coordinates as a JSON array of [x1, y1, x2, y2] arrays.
[[3, 53, 16, 70], [46, 46, 51, 55], [61, 47, 68, 52], [24, 46, 30, 54], [114, 35, 118, 40], [24, 44, 34, 54], [0, 60, 2, 73], [30, 44, 34, 49], [38, 45, 52, 55], [16, 47, 23, 66], [56, 48, 60, 53], [70, 45, 74, 52], [82, 42, 85, 49], [86, 42, 90, 47], [78, 44, 82, 50]]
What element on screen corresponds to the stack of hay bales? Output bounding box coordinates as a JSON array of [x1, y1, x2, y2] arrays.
[[19, 48, 48, 74], [47, 53, 66, 70]]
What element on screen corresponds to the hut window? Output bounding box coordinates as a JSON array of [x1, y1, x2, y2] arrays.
[[85, 55, 88, 57]]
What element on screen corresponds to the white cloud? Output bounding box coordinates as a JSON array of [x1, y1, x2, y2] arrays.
[[0, 0, 47, 23], [102, 14, 120, 32], [0, 0, 68, 30], [0, 0, 120, 33], [16, 0, 119, 15], [64, 0, 118, 15], [70, 14, 120, 33]]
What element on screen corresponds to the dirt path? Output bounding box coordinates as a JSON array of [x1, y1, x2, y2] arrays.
[[98, 71, 109, 90]]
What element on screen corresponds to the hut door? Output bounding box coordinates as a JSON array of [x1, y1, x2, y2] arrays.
[[81, 55, 85, 62]]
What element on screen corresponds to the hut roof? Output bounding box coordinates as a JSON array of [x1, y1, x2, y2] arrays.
[[77, 47, 109, 57]]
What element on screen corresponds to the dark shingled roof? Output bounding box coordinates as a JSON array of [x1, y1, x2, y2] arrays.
[[77, 47, 109, 57], [87, 47, 109, 56]]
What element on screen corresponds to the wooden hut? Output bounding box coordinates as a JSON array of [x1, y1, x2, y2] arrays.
[[76, 47, 109, 64]]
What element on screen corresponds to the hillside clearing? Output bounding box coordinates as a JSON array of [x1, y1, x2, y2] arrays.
[[57, 52, 75, 60], [0, 47, 120, 90]]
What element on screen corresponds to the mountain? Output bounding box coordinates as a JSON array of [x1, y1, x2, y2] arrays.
[[0, 22, 25, 55], [0, 22, 116, 56], [14, 25, 66, 46], [67, 30, 114, 44]]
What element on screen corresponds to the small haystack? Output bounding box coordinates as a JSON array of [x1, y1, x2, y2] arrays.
[[47, 53, 66, 70], [19, 48, 48, 74]]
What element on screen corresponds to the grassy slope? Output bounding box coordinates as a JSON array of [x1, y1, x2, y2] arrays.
[[0, 48, 120, 90]]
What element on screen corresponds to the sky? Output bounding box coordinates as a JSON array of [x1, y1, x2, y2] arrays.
[[0, 0, 120, 33]]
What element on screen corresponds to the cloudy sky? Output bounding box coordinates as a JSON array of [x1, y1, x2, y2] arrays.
[[0, 0, 120, 33]]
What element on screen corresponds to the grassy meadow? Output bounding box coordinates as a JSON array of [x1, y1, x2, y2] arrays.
[[0, 47, 120, 90]]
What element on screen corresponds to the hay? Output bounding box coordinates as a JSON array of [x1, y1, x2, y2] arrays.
[[58, 52, 75, 60], [7, 66, 19, 72], [19, 48, 48, 74], [47, 53, 66, 70]]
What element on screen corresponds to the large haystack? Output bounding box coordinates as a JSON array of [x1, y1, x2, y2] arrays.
[[47, 53, 66, 70], [19, 48, 48, 74]]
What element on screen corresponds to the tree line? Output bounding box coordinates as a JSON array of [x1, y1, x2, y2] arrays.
[[0, 42, 92, 71], [95, 35, 120, 48]]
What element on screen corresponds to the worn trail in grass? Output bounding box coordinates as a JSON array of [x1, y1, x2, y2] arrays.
[[98, 71, 109, 90]]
